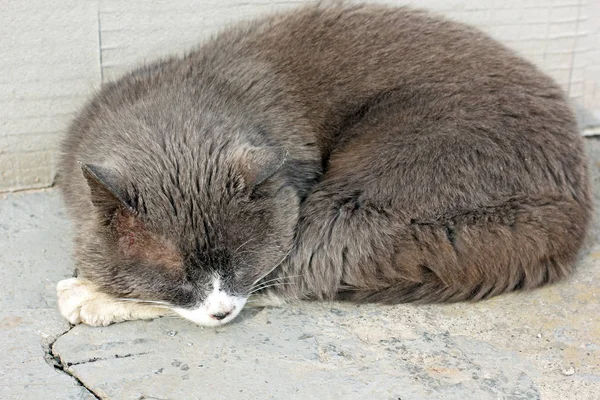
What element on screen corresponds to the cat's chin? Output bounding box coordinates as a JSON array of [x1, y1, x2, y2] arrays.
[[173, 297, 247, 327]]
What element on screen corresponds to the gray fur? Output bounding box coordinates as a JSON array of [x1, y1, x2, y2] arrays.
[[57, 3, 591, 311]]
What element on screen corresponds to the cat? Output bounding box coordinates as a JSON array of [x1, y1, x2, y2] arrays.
[[56, 2, 591, 327]]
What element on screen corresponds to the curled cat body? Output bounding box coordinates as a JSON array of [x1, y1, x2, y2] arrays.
[[56, 3, 591, 327]]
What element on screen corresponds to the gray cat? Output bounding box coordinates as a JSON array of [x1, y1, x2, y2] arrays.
[[56, 3, 591, 327]]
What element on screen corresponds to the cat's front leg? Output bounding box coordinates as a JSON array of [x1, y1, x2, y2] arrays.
[[57, 278, 173, 326]]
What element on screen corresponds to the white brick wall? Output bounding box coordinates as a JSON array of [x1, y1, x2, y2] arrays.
[[0, 1, 101, 191], [1, 0, 598, 191]]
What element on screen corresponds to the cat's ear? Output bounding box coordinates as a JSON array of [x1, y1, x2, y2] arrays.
[[80, 163, 136, 217], [239, 146, 287, 188]]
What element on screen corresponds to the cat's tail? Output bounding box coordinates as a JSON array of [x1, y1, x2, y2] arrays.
[[337, 193, 592, 303]]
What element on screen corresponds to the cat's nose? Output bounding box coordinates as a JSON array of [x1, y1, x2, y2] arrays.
[[210, 310, 231, 320]]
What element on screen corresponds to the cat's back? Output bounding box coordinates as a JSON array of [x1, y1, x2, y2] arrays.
[[213, 3, 559, 94], [58, 3, 583, 217], [195, 3, 571, 136]]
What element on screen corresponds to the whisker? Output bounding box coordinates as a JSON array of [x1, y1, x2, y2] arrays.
[[72, 297, 173, 310], [248, 282, 294, 295], [117, 298, 172, 306], [236, 259, 258, 269], [250, 280, 291, 291], [234, 238, 255, 253], [165, 281, 192, 304], [252, 275, 300, 287], [236, 249, 277, 256], [251, 249, 292, 287]]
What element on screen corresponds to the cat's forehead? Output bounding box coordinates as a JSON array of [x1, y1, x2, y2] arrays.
[[122, 138, 241, 205], [127, 163, 255, 251]]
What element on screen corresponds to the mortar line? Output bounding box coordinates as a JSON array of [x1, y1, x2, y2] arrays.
[[567, 0, 585, 96], [97, 9, 104, 84]]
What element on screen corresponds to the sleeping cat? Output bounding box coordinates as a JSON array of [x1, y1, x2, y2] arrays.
[[56, 3, 591, 327]]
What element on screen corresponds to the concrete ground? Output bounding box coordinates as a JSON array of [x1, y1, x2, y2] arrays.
[[1, 142, 599, 400]]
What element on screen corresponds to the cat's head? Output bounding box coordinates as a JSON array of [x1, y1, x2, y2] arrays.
[[80, 143, 299, 326]]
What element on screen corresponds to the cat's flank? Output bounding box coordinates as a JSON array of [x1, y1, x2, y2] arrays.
[[56, 3, 591, 327]]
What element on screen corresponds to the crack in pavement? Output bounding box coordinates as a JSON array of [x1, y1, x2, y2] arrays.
[[66, 352, 150, 367], [43, 324, 103, 400]]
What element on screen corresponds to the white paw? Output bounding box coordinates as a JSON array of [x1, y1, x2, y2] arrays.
[[56, 277, 115, 326], [57, 277, 94, 325], [79, 301, 127, 327], [56, 277, 172, 326]]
